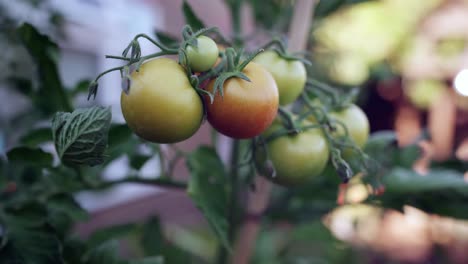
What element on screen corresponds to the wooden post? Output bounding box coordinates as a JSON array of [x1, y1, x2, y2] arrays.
[[394, 101, 422, 146], [428, 89, 456, 161]]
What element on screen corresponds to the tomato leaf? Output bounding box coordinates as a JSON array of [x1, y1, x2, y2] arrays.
[[376, 168, 468, 219], [87, 224, 135, 249], [130, 153, 152, 170], [47, 194, 89, 221], [182, 0, 205, 31], [141, 218, 164, 256], [186, 146, 230, 250], [108, 124, 133, 147], [129, 256, 164, 264], [17, 23, 72, 114], [7, 146, 53, 167], [71, 79, 92, 97], [4, 202, 49, 228], [140, 217, 190, 263], [154, 31, 179, 48], [19, 127, 53, 147], [383, 168, 468, 194], [82, 240, 122, 264], [52, 106, 111, 166], [1, 204, 63, 264], [0, 227, 64, 264]]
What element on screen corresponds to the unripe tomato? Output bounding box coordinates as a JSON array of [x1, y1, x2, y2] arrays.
[[121, 58, 203, 143], [330, 104, 370, 149], [253, 50, 306, 105], [205, 62, 279, 139], [256, 121, 330, 186], [186, 36, 219, 72]]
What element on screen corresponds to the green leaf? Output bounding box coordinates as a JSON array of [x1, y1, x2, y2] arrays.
[[182, 0, 205, 31], [141, 218, 164, 256], [88, 224, 136, 249], [7, 77, 34, 96], [363, 131, 397, 154], [52, 106, 112, 166], [129, 256, 164, 264], [83, 240, 123, 264], [186, 146, 230, 250], [315, 0, 374, 18], [19, 128, 53, 147], [140, 218, 189, 263], [394, 144, 420, 168], [17, 23, 72, 114], [155, 31, 179, 48], [315, 0, 345, 18], [0, 224, 63, 264], [62, 238, 88, 264], [71, 79, 91, 96], [108, 124, 133, 147], [7, 147, 53, 167], [106, 124, 136, 163], [48, 194, 89, 221], [377, 168, 468, 219], [363, 131, 420, 169], [383, 168, 468, 194], [130, 154, 152, 170], [4, 202, 48, 228]]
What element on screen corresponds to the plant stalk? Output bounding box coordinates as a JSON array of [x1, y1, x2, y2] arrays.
[[217, 139, 241, 263], [229, 0, 243, 47]]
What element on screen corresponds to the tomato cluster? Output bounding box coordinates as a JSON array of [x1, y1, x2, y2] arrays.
[[93, 28, 370, 187], [120, 35, 285, 142]]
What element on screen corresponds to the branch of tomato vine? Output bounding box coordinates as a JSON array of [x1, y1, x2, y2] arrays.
[[277, 107, 299, 133], [259, 38, 312, 65], [299, 90, 379, 182], [91, 177, 187, 190]]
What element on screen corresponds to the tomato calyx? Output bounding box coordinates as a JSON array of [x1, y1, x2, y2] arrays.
[[260, 38, 312, 65], [277, 107, 300, 135], [204, 47, 264, 104]]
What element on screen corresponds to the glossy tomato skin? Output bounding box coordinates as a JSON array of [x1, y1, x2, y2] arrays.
[[121, 58, 203, 143], [330, 104, 369, 149], [257, 122, 330, 186], [205, 62, 279, 139], [253, 51, 306, 105], [186, 36, 219, 72]]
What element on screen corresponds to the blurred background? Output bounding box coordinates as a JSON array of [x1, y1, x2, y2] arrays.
[[1, 0, 468, 263]]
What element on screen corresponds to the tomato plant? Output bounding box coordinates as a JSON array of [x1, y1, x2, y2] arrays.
[[121, 58, 203, 143], [2, 1, 467, 264], [253, 50, 307, 105], [186, 35, 219, 72], [205, 61, 279, 139]]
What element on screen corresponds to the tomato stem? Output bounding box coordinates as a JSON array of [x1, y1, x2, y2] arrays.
[[306, 78, 340, 106], [278, 107, 299, 134], [131, 33, 178, 53], [237, 48, 264, 72], [92, 177, 187, 190]]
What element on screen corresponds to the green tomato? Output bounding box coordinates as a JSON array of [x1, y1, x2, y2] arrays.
[[257, 122, 330, 186], [121, 58, 203, 143], [330, 104, 370, 149], [253, 50, 306, 105], [186, 36, 219, 72]]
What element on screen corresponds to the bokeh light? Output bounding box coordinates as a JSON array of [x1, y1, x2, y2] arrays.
[[454, 69, 468, 96]]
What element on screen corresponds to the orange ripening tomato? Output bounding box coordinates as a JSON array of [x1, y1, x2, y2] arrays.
[[205, 62, 279, 139]]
